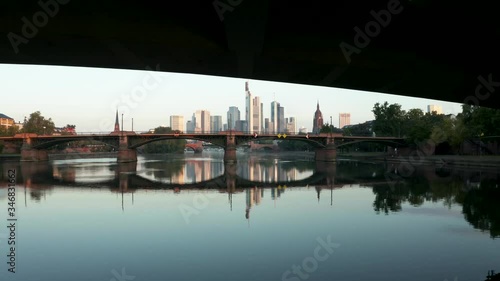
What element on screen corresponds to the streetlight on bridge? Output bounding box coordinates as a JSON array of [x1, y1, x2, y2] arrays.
[[121, 114, 124, 132]]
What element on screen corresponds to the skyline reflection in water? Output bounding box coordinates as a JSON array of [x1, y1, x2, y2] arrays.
[[0, 153, 499, 281]]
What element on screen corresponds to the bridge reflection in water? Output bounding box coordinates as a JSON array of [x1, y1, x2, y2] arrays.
[[2, 155, 499, 240]]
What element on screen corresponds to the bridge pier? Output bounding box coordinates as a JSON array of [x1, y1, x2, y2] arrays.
[[117, 135, 137, 163], [315, 143, 337, 162], [20, 142, 49, 162], [224, 135, 237, 163]]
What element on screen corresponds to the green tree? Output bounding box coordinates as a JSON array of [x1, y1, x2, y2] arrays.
[[22, 111, 55, 135], [142, 126, 186, 153], [372, 102, 406, 137], [319, 123, 342, 134], [0, 125, 19, 137]]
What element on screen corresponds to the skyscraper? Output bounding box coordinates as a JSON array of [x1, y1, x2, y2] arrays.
[[271, 101, 279, 133], [245, 82, 253, 133], [427, 105, 443, 114], [170, 115, 184, 132], [252, 96, 262, 133], [194, 110, 210, 133], [278, 105, 285, 133], [286, 117, 296, 134], [313, 101, 324, 134], [227, 106, 240, 130], [210, 115, 222, 132], [338, 113, 351, 129]]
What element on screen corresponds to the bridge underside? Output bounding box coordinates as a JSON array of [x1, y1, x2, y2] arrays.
[[1, 1, 499, 107]]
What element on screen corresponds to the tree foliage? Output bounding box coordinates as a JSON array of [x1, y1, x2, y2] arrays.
[[142, 126, 186, 153], [319, 123, 343, 134], [22, 111, 55, 135], [372, 102, 500, 153], [0, 125, 19, 137]]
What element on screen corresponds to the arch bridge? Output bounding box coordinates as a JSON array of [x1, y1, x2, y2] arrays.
[[0, 132, 406, 162]]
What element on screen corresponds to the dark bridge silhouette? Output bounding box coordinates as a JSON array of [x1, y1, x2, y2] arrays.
[[0, 132, 405, 162]]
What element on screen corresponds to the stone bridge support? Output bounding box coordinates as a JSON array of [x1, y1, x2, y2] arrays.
[[1, 141, 21, 154], [20, 139, 48, 162], [315, 137, 337, 162], [117, 135, 137, 163], [224, 135, 237, 163]]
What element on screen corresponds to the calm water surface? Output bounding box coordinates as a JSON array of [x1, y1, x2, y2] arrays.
[[0, 152, 499, 281]]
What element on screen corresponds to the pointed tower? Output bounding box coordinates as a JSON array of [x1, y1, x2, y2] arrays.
[[114, 110, 120, 132], [313, 101, 324, 134]]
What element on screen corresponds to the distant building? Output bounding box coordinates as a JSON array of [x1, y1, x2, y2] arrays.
[[235, 120, 248, 132], [114, 110, 120, 132], [0, 113, 15, 129], [227, 106, 240, 130], [427, 105, 443, 114], [252, 96, 262, 133], [186, 120, 194, 133], [312, 101, 324, 134], [210, 115, 222, 132], [170, 115, 184, 132], [264, 118, 271, 134], [271, 101, 279, 133], [286, 117, 296, 134], [339, 113, 351, 129], [278, 105, 285, 133], [194, 110, 210, 133], [245, 82, 253, 133]]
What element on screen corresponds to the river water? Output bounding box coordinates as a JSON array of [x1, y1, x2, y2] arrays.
[[0, 152, 499, 281]]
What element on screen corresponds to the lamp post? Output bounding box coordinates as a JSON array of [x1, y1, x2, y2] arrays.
[[43, 126, 46, 135], [132, 118, 134, 132], [121, 114, 124, 132], [330, 116, 333, 134]]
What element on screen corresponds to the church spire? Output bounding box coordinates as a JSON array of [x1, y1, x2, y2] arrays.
[[114, 110, 120, 132], [317, 100, 320, 110]]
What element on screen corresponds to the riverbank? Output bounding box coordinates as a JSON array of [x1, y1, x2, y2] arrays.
[[339, 152, 500, 168]]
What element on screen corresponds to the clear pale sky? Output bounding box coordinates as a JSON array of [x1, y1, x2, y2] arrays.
[[0, 64, 463, 132]]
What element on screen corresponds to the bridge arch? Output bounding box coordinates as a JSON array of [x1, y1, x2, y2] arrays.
[[129, 136, 225, 149], [31, 137, 119, 150], [238, 136, 327, 148], [335, 139, 406, 149]]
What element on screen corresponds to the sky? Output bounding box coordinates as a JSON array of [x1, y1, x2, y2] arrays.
[[0, 63, 463, 132]]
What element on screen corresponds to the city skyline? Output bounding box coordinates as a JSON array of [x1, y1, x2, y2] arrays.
[[0, 64, 463, 133]]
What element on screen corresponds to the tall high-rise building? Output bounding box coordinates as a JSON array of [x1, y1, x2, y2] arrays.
[[210, 115, 222, 132], [271, 101, 279, 133], [252, 96, 262, 133], [278, 105, 285, 133], [286, 117, 296, 134], [313, 101, 324, 134], [194, 110, 210, 133], [260, 102, 264, 132], [338, 113, 351, 129], [235, 120, 248, 132], [186, 120, 194, 133], [227, 106, 240, 130], [264, 118, 271, 134], [245, 82, 253, 133], [427, 105, 443, 114], [169, 115, 184, 132]]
